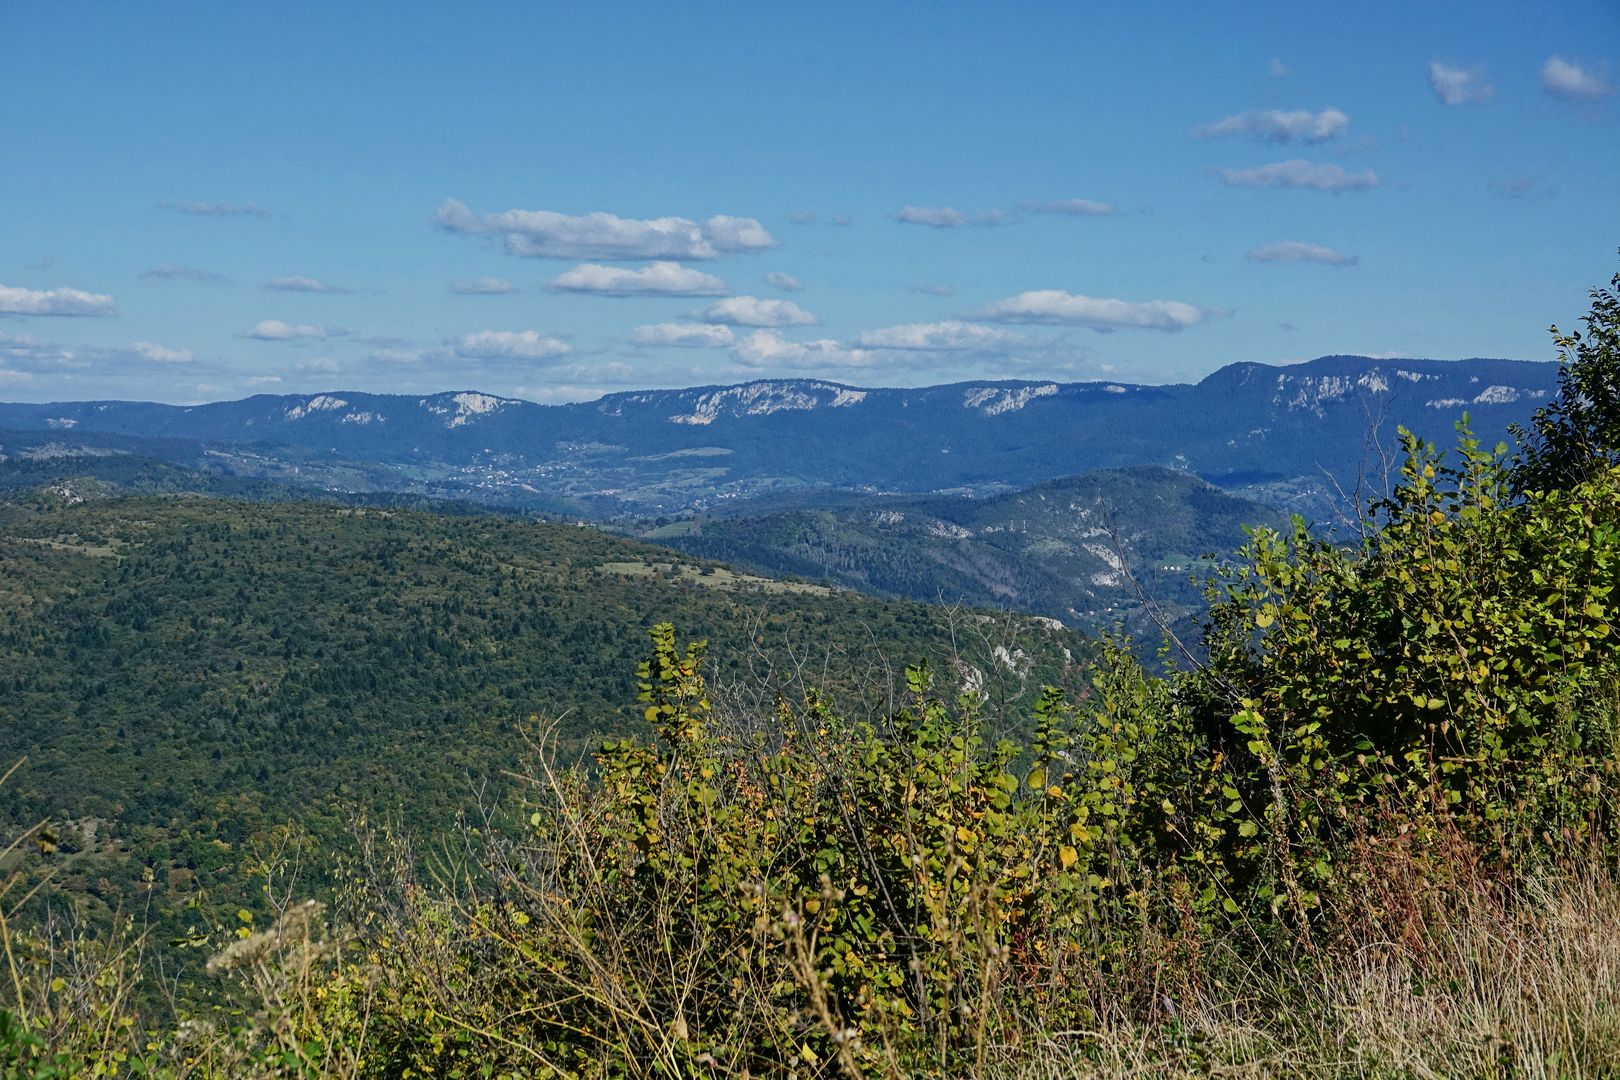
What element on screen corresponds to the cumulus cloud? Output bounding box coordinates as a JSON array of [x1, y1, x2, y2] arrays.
[[970, 290, 1223, 332], [245, 375, 284, 386], [0, 284, 118, 317], [630, 323, 736, 348], [1194, 108, 1349, 143], [1020, 198, 1117, 216], [829, 214, 854, 226], [267, 275, 351, 294], [0, 332, 193, 369], [894, 206, 968, 228], [0, 332, 74, 368], [130, 341, 196, 363], [732, 329, 872, 369], [434, 199, 777, 260], [449, 276, 516, 295], [240, 320, 337, 341], [455, 329, 572, 361], [368, 347, 426, 365], [159, 200, 271, 218], [700, 296, 818, 327], [1216, 160, 1379, 191], [1542, 56, 1613, 102], [855, 320, 1031, 351], [1428, 61, 1495, 105], [764, 272, 803, 292], [547, 261, 730, 297], [1246, 241, 1359, 266], [703, 215, 778, 252]]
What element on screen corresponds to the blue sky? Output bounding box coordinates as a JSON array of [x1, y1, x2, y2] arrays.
[[3, 1, 1617, 404]]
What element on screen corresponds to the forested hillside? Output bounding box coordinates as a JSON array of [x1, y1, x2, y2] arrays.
[[649, 466, 1289, 644], [0, 493, 1085, 946]]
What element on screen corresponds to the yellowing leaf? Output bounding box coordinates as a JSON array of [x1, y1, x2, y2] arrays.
[[1058, 845, 1079, 869]]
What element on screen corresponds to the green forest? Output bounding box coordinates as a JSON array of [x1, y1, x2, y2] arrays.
[[4, 269, 1620, 1076]]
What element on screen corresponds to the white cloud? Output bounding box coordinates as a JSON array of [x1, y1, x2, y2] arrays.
[[829, 214, 854, 226], [130, 341, 196, 363], [970, 290, 1222, 332], [448, 276, 516, 295], [789, 211, 818, 225], [1216, 159, 1379, 191], [1269, 58, 1289, 78], [855, 320, 1030, 351], [267, 276, 351, 294], [434, 199, 776, 260], [1542, 56, 1613, 102], [547, 261, 730, 297], [455, 329, 572, 361], [700, 296, 818, 327], [894, 205, 969, 228], [763, 272, 803, 292], [732, 329, 872, 369], [368, 347, 425, 365], [1020, 198, 1117, 216], [630, 323, 736, 348], [912, 283, 957, 297], [240, 320, 334, 341], [1194, 108, 1349, 143], [1246, 241, 1359, 266], [703, 215, 779, 252], [1428, 61, 1495, 105], [0, 284, 118, 317], [0, 332, 194, 369], [141, 265, 229, 282], [160, 200, 271, 217], [245, 375, 284, 386], [293, 356, 342, 372]]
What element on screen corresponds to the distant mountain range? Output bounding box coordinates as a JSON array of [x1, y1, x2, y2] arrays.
[[0, 355, 1558, 518]]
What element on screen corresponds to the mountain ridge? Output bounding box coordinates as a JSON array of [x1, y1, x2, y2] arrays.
[[0, 355, 1560, 517]]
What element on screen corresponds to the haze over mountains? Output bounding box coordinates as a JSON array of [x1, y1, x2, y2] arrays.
[[0, 356, 1556, 519]]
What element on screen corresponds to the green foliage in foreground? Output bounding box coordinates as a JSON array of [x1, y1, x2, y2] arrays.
[[7, 423, 1620, 1076], [6, 272, 1620, 1076]]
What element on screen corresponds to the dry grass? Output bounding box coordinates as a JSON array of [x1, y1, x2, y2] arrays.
[[1001, 871, 1620, 1079]]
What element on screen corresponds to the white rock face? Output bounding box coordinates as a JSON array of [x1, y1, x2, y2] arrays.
[[341, 411, 382, 424], [667, 381, 861, 425], [1472, 384, 1521, 405], [962, 384, 1058, 415], [1083, 542, 1127, 588], [992, 644, 1031, 674], [420, 392, 515, 428], [285, 395, 348, 420]]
